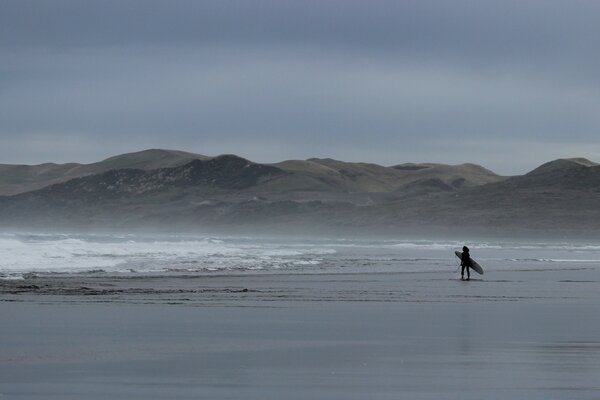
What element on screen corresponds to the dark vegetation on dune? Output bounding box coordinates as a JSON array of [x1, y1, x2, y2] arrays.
[[1, 150, 599, 235]]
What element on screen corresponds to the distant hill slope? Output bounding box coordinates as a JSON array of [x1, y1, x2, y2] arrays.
[[269, 158, 503, 193], [2, 154, 600, 235], [0, 155, 287, 228], [483, 158, 600, 192], [94, 149, 210, 170], [0, 150, 503, 196], [368, 158, 600, 232], [391, 162, 503, 189], [268, 158, 406, 192], [12, 155, 283, 200], [522, 158, 598, 178], [0, 149, 209, 195]]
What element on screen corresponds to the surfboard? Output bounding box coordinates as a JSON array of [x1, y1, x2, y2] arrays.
[[454, 251, 484, 275]]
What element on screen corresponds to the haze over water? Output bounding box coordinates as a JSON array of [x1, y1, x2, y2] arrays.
[[2, 232, 600, 292], [2, 232, 600, 399]]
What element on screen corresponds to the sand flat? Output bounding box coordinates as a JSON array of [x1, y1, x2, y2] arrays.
[[1, 267, 600, 400]]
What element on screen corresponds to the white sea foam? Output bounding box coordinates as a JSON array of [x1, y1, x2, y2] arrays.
[[0, 233, 338, 278], [1, 233, 599, 278]]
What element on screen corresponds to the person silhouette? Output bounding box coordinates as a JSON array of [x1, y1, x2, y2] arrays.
[[460, 246, 472, 281]]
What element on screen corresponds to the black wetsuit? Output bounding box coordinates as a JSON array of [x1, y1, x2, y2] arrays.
[[461, 251, 471, 280]]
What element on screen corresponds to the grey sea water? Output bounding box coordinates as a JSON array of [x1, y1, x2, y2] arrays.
[[2, 232, 600, 279], [1, 232, 600, 399]]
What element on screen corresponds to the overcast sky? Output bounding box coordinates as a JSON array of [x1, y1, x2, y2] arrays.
[[1, 0, 599, 174]]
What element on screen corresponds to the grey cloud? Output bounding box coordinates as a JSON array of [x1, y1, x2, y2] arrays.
[[1, 1, 600, 174], [3, 1, 600, 63]]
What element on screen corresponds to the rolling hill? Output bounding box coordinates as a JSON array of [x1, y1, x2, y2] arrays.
[[0, 149, 209, 195], [1, 152, 599, 235], [0, 150, 504, 196]]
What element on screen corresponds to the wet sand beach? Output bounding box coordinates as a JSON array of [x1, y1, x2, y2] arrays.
[[1, 266, 600, 400]]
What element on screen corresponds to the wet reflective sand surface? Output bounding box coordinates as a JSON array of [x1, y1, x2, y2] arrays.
[[1, 264, 599, 399]]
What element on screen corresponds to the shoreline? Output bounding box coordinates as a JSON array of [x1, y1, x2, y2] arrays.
[[2, 261, 599, 399], [2, 265, 598, 306]]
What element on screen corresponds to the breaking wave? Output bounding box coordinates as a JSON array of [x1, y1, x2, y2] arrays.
[[1, 233, 599, 279]]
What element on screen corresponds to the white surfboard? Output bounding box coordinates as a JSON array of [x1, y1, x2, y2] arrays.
[[454, 250, 484, 275]]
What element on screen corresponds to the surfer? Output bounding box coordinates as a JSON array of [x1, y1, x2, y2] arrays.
[[460, 246, 472, 281]]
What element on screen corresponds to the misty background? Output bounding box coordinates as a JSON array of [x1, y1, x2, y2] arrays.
[[1, 0, 600, 174]]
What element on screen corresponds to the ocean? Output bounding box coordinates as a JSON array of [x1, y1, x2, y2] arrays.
[[0, 233, 600, 290], [2, 232, 600, 399], [2, 232, 599, 279]]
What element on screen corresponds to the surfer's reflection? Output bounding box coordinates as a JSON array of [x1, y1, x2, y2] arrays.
[[460, 246, 472, 281]]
